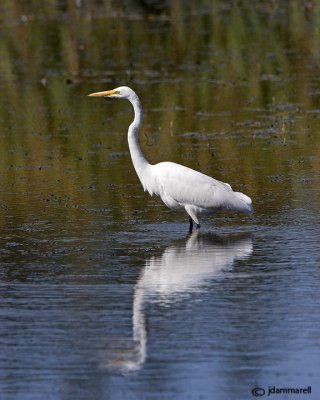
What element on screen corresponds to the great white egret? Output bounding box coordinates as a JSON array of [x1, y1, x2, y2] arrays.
[[98, 231, 253, 373], [89, 86, 253, 231]]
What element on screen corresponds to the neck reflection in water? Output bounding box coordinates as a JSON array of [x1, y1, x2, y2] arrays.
[[99, 231, 253, 373]]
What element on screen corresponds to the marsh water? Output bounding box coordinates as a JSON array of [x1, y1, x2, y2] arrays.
[[1, 1, 320, 399]]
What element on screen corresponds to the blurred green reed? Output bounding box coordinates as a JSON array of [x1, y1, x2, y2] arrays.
[[0, 0, 319, 225]]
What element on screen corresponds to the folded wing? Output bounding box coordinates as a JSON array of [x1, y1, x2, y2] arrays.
[[151, 162, 252, 214]]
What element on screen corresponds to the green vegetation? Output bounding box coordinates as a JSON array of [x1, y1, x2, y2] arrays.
[[0, 0, 319, 226]]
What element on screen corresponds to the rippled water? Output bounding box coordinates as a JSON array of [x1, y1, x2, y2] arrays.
[[1, 1, 320, 399], [1, 215, 320, 399]]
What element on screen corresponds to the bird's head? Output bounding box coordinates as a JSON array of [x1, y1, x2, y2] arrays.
[[88, 86, 136, 100]]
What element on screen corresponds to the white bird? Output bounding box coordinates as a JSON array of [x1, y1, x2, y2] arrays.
[[89, 86, 253, 231], [98, 231, 253, 373]]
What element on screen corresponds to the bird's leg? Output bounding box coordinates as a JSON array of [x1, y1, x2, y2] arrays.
[[189, 218, 193, 233], [185, 206, 200, 233]]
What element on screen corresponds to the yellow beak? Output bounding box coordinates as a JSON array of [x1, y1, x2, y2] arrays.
[[88, 89, 119, 97]]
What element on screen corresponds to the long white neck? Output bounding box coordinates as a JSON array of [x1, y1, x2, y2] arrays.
[[127, 93, 150, 184]]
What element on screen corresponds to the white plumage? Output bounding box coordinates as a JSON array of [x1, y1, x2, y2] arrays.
[[89, 86, 253, 230]]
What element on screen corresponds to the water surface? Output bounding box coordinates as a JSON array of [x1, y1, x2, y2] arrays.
[[0, 1, 320, 399]]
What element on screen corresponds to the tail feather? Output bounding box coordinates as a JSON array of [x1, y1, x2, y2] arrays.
[[233, 192, 253, 214]]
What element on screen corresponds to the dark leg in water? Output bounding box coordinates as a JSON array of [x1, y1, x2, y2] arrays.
[[189, 218, 201, 233], [189, 217, 193, 233]]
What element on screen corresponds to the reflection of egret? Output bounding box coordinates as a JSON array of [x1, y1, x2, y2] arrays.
[[89, 86, 253, 231], [99, 231, 253, 373]]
